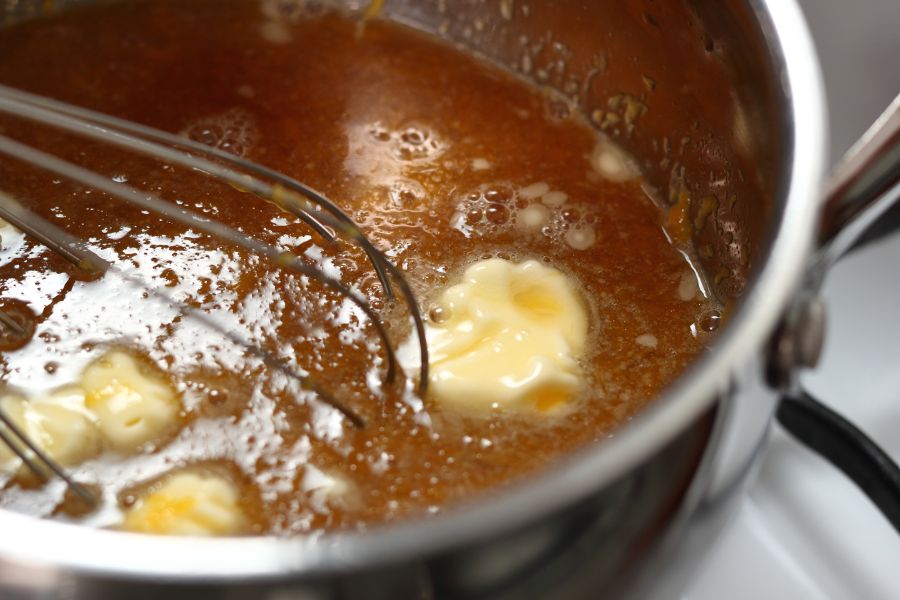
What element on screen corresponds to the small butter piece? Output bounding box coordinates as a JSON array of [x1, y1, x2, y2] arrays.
[[0, 390, 101, 472], [412, 258, 588, 413], [81, 351, 180, 451], [516, 204, 550, 232], [122, 472, 244, 536], [590, 141, 638, 182]]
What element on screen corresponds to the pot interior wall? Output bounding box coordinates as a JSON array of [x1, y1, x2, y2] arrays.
[[0, 0, 785, 304], [386, 0, 785, 303]]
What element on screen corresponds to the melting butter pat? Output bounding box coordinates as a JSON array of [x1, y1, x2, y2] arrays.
[[29, 389, 102, 466], [122, 472, 244, 536], [0, 390, 101, 472], [415, 258, 588, 413], [81, 351, 179, 451]]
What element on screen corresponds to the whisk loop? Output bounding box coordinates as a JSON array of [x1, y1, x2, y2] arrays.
[[0, 310, 26, 336], [0, 84, 430, 500]]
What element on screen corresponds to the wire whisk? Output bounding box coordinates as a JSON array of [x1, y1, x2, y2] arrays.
[[0, 83, 430, 504]]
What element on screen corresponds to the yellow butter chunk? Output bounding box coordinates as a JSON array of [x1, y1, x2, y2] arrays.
[[29, 389, 102, 466], [81, 351, 180, 451], [0, 390, 101, 472], [122, 472, 245, 536], [416, 258, 588, 413]]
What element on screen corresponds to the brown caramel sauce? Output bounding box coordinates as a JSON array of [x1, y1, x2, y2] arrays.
[[0, 0, 716, 534]]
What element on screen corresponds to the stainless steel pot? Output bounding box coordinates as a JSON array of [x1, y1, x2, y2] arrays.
[[0, 0, 894, 598]]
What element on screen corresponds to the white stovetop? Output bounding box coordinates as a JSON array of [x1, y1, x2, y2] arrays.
[[686, 1, 900, 598], [687, 234, 900, 600]]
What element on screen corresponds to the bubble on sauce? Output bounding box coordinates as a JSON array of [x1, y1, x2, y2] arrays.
[[394, 126, 443, 162], [429, 305, 450, 324], [0, 299, 36, 351], [450, 184, 515, 238], [452, 182, 602, 250], [485, 203, 510, 225], [699, 310, 721, 332], [180, 108, 259, 158], [346, 121, 444, 186], [367, 122, 392, 143], [388, 178, 427, 209]]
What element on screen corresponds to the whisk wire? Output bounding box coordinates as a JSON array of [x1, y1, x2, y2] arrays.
[[0, 310, 26, 336], [0, 402, 97, 504], [0, 191, 368, 424], [0, 84, 395, 296], [0, 193, 109, 277], [0, 85, 438, 499], [0, 134, 400, 385], [0, 84, 428, 393], [0, 192, 365, 427]]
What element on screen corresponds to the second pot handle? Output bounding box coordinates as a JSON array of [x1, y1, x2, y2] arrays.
[[816, 93, 900, 268]]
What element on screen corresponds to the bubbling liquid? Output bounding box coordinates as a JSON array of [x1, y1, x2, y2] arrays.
[[0, 0, 718, 535]]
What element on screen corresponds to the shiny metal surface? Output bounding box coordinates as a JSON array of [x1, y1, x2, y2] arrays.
[[0, 0, 829, 598], [818, 94, 900, 265]]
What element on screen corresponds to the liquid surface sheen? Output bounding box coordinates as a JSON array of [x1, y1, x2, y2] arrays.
[[0, 0, 718, 534]]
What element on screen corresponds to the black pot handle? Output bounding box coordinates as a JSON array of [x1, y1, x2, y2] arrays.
[[776, 390, 900, 533]]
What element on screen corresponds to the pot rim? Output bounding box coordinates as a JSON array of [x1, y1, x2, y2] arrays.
[[0, 0, 828, 582]]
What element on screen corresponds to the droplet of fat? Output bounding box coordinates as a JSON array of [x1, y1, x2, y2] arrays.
[[519, 182, 550, 199], [635, 334, 658, 348], [678, 273, 699, 301], [564, 225, 596, 250], [541, 190, 568, 207], [590, 141, 638, 182], [515, 204, 550, 232]]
